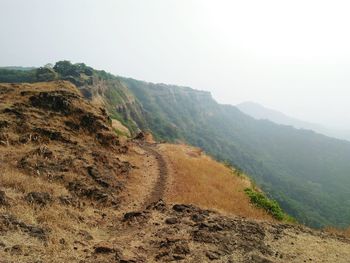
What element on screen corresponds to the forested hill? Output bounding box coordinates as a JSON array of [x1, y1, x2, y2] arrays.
[[120, 77, 350, 228], [2, 62, 350, 228]]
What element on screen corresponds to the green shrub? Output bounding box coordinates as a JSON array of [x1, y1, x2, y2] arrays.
[[244, 188, 286, 220]]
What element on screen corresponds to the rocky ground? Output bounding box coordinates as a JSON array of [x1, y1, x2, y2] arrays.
[[90, 200, 350, 263], [0, 81, 350, 262]]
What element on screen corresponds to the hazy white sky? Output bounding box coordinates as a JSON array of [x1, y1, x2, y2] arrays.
[[1, 0, 349, 129]]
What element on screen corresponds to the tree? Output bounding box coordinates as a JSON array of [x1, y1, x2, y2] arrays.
[[53, 60, 79, 77], [36, 67, 57, 82]]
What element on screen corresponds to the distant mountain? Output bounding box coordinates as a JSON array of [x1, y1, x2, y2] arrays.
[[237, 102, 350, 141]]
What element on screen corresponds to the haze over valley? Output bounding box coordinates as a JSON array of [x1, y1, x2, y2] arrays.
[[237, 101, 350, 141]]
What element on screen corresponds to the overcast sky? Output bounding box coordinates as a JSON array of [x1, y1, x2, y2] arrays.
[[1, 0, 349, 129]]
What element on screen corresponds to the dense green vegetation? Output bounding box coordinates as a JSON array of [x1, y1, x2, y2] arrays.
[[0, 61, 93, 85], [0, 68, 37, 83], [244, 188, 286, 220], [2, 62, 350, 228]]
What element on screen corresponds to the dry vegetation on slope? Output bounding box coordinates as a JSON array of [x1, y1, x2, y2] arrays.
[[159, 144, 273, 221], [0, 81, 133, 262]]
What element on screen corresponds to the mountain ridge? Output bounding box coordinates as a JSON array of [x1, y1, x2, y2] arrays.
[[0, 81, 350, 263], [1, 81, 350, 262], [113, 77, 350, 228], [1, 62, 350, 229]]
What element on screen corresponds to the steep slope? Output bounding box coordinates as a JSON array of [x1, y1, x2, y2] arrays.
[[159, 143, 273, 220], [0, 80, 274, 262], [118, 77, 350, 229], [1, 81, 350, 262], [0, 81, 132, 262], [237, 101, 350, 141], [81, 76, 146, 135]]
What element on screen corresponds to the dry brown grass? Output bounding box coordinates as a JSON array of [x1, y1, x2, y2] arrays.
[[0, 165, 121, 262], [1, 167, 68, 197], [324, 226, 350, 238], [112, 119, 131, 137], [159, 143, 273, 221], [0, 82, 134, 262]]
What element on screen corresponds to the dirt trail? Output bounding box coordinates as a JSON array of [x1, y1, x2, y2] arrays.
[[139, 143, 168, 207]]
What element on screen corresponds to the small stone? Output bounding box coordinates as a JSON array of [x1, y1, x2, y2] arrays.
[[191, 214, 205, 222], [165, 217, 178, 225], [173, 254, 185, 260], [173, 204, 190, 213], [94, 242, 115, 254], [206, 251, 220, 260], [123, 211, 143, 221]]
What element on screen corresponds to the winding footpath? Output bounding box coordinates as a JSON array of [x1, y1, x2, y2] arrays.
[[139, 143, 168, 208]]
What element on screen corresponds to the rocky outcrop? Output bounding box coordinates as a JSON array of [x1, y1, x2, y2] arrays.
[[88, 200, 350, 263], [0, 214, 47, 241], [0, 81, 131, 262]]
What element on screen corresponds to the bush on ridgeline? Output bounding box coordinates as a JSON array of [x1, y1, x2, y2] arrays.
[[53, 60, 79, 77], [52, 61, 94, 86]]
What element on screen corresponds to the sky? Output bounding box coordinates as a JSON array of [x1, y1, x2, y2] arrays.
[[1, 0, 349, 129]]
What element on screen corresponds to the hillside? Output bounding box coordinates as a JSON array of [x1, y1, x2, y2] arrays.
[[237, 101, 350, 141], [158, 143, 272, 220], [1, 81, 350, 262], [118, 77, 350, 229], [2, 62, 350, 229]]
